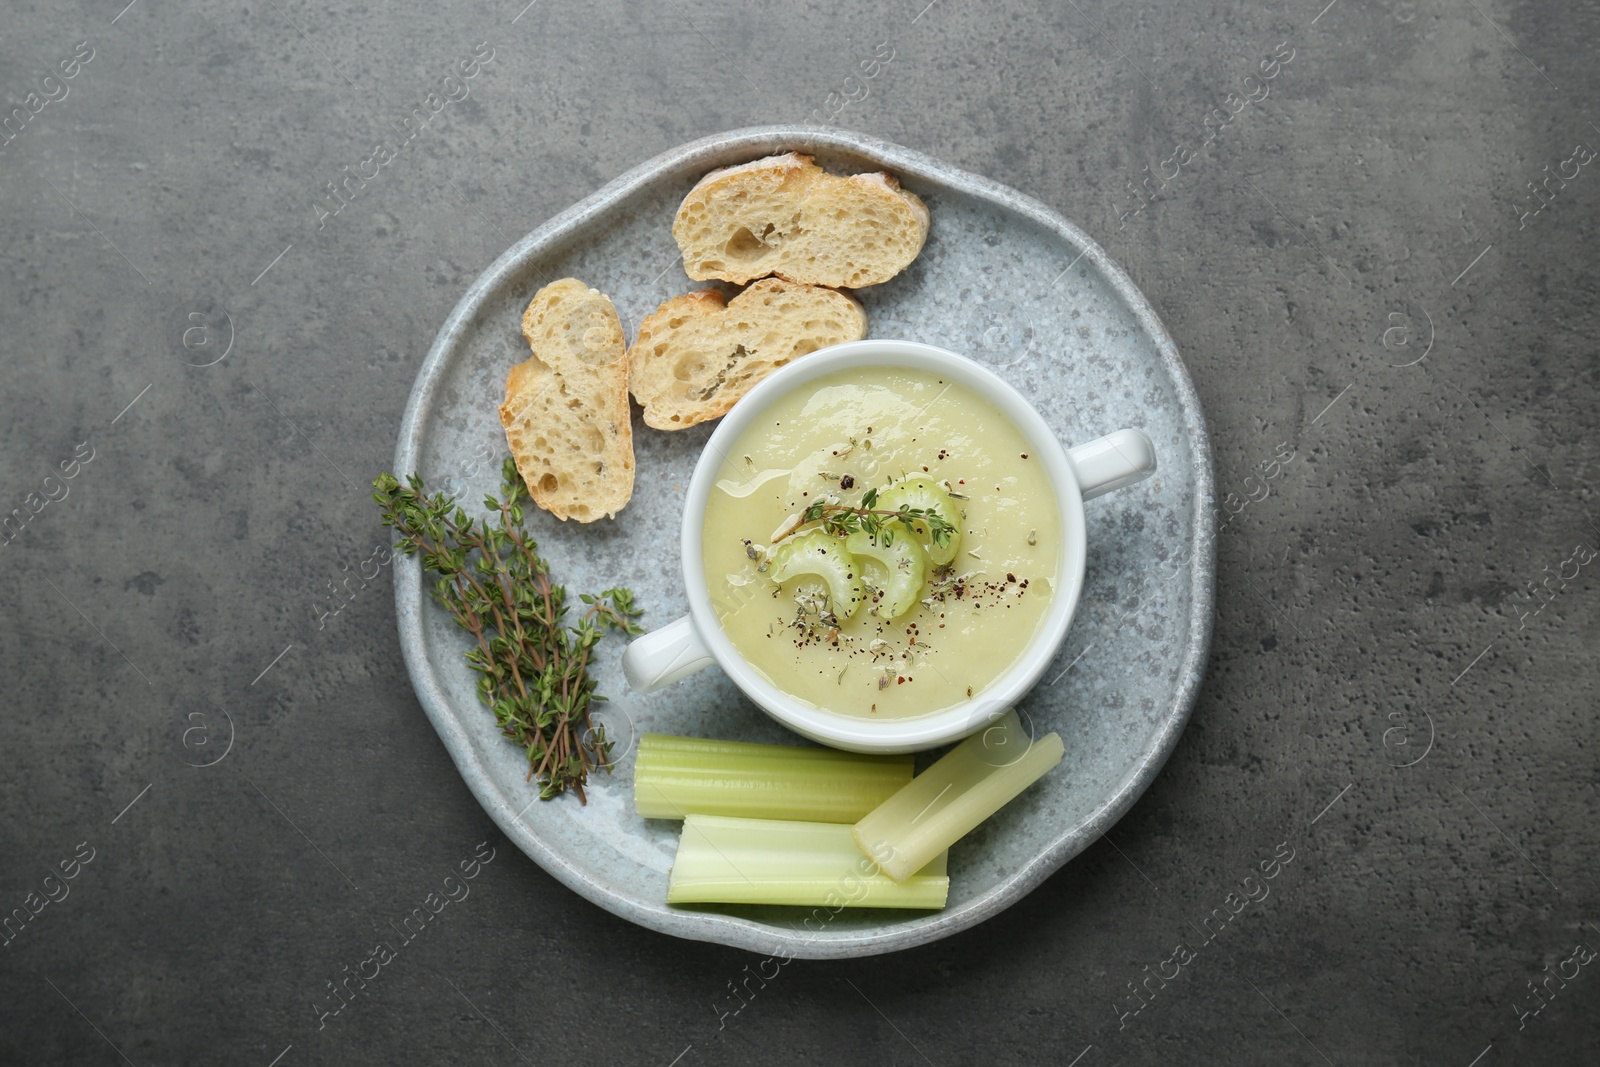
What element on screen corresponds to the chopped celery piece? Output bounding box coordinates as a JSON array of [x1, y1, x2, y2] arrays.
[[845, 529, 927, 620], [876, 477, 962, 565], [634, 734, 913, 822], [854, 709, 1064, 882], [767, 529, 865, 619], [668, 815, 949, 909]]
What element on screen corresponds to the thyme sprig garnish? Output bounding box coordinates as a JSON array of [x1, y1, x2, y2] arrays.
[[773, 486, 957, 548], [373, 460, 643, 802]]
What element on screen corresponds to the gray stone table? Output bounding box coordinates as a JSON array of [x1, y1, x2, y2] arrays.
[[1, 0, 1595, 1064]]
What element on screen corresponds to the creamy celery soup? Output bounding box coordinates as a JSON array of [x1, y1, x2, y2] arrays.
[[701, 366, 1061, 719]]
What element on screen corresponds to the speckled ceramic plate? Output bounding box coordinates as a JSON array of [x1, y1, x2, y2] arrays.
[[394, 125, 1215, 959]]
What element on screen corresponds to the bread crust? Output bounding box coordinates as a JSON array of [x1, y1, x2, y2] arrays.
[[672, 153, 928, 288], [498, 279, 634, 521]]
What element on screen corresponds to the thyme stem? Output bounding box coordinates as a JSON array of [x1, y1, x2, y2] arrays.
[[773, 489, 957, 548], [373, 460, 644, 801]]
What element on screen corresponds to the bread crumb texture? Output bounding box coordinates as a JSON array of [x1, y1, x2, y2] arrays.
[[498, 278, 634, 522], [627, 278, 867, 430], [672, 153, 929, 288]]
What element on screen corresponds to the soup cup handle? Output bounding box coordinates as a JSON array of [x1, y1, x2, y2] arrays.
[[1067, 428, 1157, 500], [622, 615, 716, 693]]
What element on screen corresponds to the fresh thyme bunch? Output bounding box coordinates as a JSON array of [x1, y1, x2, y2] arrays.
[[373, 459, 643, 802], [780, 486, 957, 548]]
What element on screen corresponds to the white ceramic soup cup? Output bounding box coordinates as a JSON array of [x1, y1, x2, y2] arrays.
[[621, 340, 1155, 753]]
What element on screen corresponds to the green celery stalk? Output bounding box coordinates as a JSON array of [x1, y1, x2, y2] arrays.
[[668, 814, 949, 909], [634, 733, 913, 822], [854, 709, 1064, 882]]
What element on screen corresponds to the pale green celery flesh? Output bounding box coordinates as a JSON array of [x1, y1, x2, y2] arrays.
[[768, 530, 864, 618], [668, 814, 949, 909], [876, 478, 962, 565], [845, 529, 927, 619], [853, 709, 1065, 882], [633, 734, 914, 822]]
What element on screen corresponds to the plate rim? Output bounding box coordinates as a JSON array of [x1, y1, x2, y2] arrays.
[[393, 124, 1216, 959]]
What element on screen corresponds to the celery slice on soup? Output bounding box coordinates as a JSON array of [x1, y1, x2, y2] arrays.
[[853, 709, 1064, 882], [845, 529, 927, 620], [633, 733, 913, 822], [767, 529, 864, 619], [875, 478, 962, 565], [668, 815, 949, 909]]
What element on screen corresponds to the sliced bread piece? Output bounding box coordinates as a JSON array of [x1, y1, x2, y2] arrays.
[[498, 278, 634, 522], [672, 153, 929, 288], [627, 278, 867, 429]]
